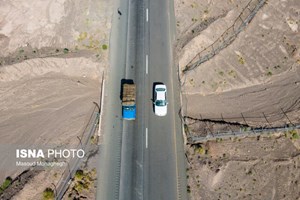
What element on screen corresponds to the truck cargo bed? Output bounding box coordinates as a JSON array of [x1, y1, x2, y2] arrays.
[[121, 83, 136, 120], [122, 84, 136, 105]]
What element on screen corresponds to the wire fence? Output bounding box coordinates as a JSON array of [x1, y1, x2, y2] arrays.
[[184, 107, 299, 129], [188, 124, 300, 143], [54, 105, 100, 200], [182, 0, 266, 73], [183, 107, 300, 143]]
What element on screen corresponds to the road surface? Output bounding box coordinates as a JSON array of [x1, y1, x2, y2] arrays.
[[97, 0, 188, 199]]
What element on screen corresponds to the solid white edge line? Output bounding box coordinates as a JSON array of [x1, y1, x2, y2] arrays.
[[146, 54, 148, 74], [98, 77, 105, 139], [145, 128, 148, 148], [146, 8, 149, 22]]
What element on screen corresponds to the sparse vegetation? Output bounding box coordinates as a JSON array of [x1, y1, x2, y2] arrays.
[[78, 32, 88, 42], [0, 1, 111, 199], [266, 71, 272, 76], [63, 48, 69, 53], [187, 185, 191, 193], [228, 70, 237, 78], [189, 78, 195, 87], [184, 124, 190, 134], [70, 169, 96, 196], [74, 180, 90, 192], [75, 169, 84, 180], [0, 177, 12, 193], [90, 135, 98, 144], [102, 44, 108, 50], [191, 2, 197, 8], [179, 0, 300, 199], [43, 187, 55, 200], [274, 65, 281, 69], [287, 130, 299, 140], [193, 144, 206, 155], [211, 82, 218, 91], [186, 136, 300, 199], [237, 55, 245, 64]]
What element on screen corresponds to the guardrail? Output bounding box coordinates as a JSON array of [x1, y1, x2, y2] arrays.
[[54, 106, 100, 200], [183, 0, 266, 73]]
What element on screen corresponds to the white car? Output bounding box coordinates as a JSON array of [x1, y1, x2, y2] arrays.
[[153, 84, 168, 116]]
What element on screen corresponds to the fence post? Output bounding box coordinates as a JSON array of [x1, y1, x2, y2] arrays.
[[263, 112, 272, 127], [183, 0, 266, 73], [281, 108, 295, 126]]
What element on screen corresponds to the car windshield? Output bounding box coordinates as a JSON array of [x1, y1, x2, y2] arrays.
[[155, 100, 166, 106], [124, 106, 135, 110], [156, 88, 166, 92]]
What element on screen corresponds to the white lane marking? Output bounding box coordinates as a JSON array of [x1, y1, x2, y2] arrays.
[[146, 54, 148, 74], [146, 8, 149, 22], [145, 128, 148, 148]]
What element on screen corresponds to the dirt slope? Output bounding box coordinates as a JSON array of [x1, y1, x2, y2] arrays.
[[175, 0, 300, 200], [176, 0, 300, 127], [0, 0, 113, 199]]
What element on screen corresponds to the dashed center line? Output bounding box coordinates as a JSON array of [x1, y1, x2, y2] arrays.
[[146, 54, 148, 74], [146, 8, 149, 22], [145, 128, 148, 148]]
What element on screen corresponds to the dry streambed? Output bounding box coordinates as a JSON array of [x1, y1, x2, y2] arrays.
[[0, 57, 101, 197]]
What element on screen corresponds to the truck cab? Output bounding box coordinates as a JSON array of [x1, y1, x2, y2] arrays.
[[122, 105, 136, 120]]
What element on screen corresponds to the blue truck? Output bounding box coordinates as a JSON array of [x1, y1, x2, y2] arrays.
[[122, 83, 136, 120]]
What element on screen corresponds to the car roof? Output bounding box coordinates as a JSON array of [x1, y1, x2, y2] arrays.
[[156, 91, 166, 101]]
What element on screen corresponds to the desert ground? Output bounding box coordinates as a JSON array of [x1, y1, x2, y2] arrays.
[[0, 0, 113, 199], [175, 0, 300, 199], [176, 0, 300, 127], [186, 135, 300, 200], [1, 0, 299, 199]]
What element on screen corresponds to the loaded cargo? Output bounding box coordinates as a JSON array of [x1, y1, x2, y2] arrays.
[[122, 83, 136, 120]]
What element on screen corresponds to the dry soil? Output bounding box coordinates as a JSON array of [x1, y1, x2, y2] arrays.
[[186, 135, 300, 200], [175, 0, 300, 200], [0, 0, 113, 199], [176, 0, 300, 131]]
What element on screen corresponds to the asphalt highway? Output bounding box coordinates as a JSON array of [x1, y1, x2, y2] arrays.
[[97, 0, 187, 199]]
